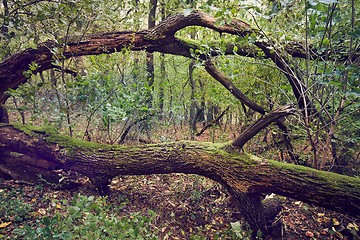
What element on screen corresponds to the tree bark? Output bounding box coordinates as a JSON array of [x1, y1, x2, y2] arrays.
[[232, 105, 295, 148], [0, 104, 9, 123], [189, 60, 202, 140], [145, 0, 158, 106], [0, 124, 359, 233]]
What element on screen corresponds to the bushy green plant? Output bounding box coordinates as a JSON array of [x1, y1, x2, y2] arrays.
[[0, 188, 33, 223], [14, 193, 157, 239], [188, 220, 259, 240], [228, 221, 255, 240]]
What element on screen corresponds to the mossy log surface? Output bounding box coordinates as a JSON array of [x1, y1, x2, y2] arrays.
[[1, 124, 359, 220]]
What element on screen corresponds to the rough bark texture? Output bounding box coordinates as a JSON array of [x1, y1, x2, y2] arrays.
[[1, 124, 359, 222], [232, 105, 295, 148], [0, 105, 9, 123]]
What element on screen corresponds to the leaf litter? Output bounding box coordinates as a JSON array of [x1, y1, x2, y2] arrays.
[[0, 174, 359, 239]]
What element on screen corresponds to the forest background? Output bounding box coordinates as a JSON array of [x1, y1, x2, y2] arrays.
[[0, 0, 359, 239]]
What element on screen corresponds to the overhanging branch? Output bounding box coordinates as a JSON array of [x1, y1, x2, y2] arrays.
[[1, 11, 355, 106]]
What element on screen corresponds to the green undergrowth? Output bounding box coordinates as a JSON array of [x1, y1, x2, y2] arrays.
[[0, 184, 249, 240], [0, 188, 33, 225], [4, 192, 158, 239]]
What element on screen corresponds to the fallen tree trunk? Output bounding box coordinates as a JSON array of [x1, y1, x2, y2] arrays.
[[0, 124, 359, 234]]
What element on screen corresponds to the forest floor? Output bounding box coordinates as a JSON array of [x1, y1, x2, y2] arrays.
[[1, 173, 359, 239]]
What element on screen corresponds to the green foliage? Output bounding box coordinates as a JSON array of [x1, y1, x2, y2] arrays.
[[188, 220, 258, 240], [0, 188, 33, 224], [229, 221, 254, 239], [14, 193, 157, 239]]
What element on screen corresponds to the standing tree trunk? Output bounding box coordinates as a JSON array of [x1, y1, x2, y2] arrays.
[[158, 1, 167, 120], [189, 60, 202, 140], [145, 0, 158, 107], [0, 0, 10, 123], [143, 0, 158, 139]]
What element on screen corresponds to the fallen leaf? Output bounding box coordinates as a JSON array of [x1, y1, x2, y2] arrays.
[[347, 222, 359, 231], [317, 213, 325, 217], [305, 231, 314, 237], [37, 208, 46, 215], [321, 228, 328, 235], [0, 222, 11, 228], [333, 218, 340, 226]]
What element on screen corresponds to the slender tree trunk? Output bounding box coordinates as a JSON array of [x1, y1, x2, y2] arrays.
[[1, 0, 10, 58], [145, 0, 158, 107], [196, 106, 229, 137], [0, 0, 10, 123], [11, 96, 25, 124], [159, 53, 165, 120], [143, 0, 158, 139], [158, 1, 167, 120], [189, 60, 199, 139]]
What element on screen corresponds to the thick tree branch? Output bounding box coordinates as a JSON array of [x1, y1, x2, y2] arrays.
[[232, 105, 295, 148], [146, 10, 252, 38], [0, 124, 359, 220], [1, 11, 355, 106]]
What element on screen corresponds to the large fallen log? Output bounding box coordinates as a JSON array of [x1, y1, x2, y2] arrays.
[[0, 124, 359, 235]]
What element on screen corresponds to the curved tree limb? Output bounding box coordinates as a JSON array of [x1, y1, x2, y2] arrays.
[[232, 105, 296, 148], [1, 11, 356, 106]]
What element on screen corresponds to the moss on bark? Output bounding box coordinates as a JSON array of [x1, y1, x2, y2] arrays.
[[1, 124, 360, 235]]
